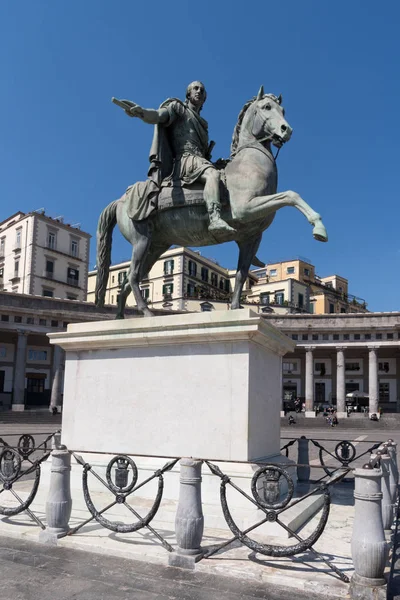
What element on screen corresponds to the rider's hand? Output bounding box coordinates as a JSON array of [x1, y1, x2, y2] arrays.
[[127, 104, 145, 119]]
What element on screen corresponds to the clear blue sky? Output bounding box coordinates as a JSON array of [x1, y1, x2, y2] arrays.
[[1, 1, 399, 311]]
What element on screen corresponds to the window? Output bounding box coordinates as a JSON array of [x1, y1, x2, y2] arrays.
[[187, 282, 197, 297], [14, 260, 19, 277], [51, 320, 59, 328], [291, 334, 298, 340], [333, 334, 339, 340], [260, 293, 270, 305], [201, 267, 209, 282], [67, 267, 79, 287], [14, 316, 22, 323], [42, 289, 53, 297], [27, 376, 45, 394], [298, 293, 304, 308], [15, 229, 21, 248], [322, 333, 329, 340], [315, 362, 326, 375], [0, 267, 3, 278], [379, 362, 390, 373], [302, 334, 308, 340], [210, 272, 218, 287], [269, 269, 277, 276], [141, 288, 150, 300], [376, 333, 382, 340], [164, 260, 174, 275], [47, 231, 56, 249], [118, 271, 127, 286], [200, 303, 213, 312], [46, 259, 54, 278], [354, 334, 360, 340], [387, 333, 394, 340], [304, 268, 310, 276], [28, 349, 48, 361], [219, 278, 225, 290], [283, 361, 296, 373], [70, 239, 78, 257], [63, 322, 68, 328], [340, 308, 346, 313], [346, 362, 360, 371], [188, 260, 197, 277], [329, 303, 334, 313], [287, 266, 295, 274], [309, 302, 315, 314], [224, 279, 230, 292], [0, 238, 5, 256], [365, 334, 371, 340], [325, 282, 333, 288], [1, 315, 9, 322], [66, 294, 77, 301], [27, 317, 34, 325], [0, 347, 6, 358], [39, 318, 46, 326], [111, 275, 115, 284], [162, 283, 173, 296], [111, 295, 114, 304], [312, 334, 318, 340], [379, 382, 390, 402], [275, 292, 284, 305]]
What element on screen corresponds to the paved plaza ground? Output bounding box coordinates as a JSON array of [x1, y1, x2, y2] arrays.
[[1, 415, 399, 599]]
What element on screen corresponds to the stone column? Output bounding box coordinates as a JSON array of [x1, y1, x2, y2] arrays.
[[12, 331, 27, 412], [169, 458, 204, 569], [39, 433, 72, 543], [305, 347, 315, 418], [336, 347, 346, 418], [350, 464, 387, 599], [368, 347, 379, 418], [50, 346, 64, 414]]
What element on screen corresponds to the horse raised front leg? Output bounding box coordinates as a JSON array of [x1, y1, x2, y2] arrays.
[[244, 190, 328, 242], [232, 236, 262, 310]]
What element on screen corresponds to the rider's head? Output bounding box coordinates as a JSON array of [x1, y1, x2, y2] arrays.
[[186, 81, 207, 111]]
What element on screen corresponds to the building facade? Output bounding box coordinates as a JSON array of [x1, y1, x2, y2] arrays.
[[265, 313, 400, 414], [0, 211, 90, 301]]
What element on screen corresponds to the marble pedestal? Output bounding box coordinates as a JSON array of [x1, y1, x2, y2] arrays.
[[49, 309, 295, 462]]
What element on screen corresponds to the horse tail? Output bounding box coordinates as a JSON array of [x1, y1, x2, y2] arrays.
[[95, 199, 119, 307]]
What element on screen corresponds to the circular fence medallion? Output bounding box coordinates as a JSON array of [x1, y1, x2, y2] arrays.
[[18, 435, 35, 460], [106, 455, 138, 494], [0, 448, 22, 484], [335, 441, 356, 464], [251, 465, 294, 510]]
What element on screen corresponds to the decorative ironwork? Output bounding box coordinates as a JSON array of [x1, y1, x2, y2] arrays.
[[70, 453, 179, 551], [203, 460, 350, 583], [0, 432, 54, 527], [280, 439, 297, 458], [311, 438, 381, 478]]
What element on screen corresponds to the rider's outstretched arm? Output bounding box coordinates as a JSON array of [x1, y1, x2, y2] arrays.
[[127, 104, 169, 125]]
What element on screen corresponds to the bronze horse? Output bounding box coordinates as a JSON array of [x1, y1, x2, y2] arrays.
[[95, 86, 328, 317]]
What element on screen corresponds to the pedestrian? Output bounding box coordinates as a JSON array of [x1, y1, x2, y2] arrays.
[[288, 414, 296, 425]]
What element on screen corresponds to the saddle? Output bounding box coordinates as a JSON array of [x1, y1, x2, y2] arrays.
[[158, 174, 229, 213]]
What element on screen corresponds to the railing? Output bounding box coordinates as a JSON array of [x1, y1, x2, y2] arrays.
[[0, 432, 398, 598], [66, 278, 79, 287], [43, 270, 54, 279]]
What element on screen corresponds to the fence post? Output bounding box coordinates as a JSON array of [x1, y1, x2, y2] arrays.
[[297, 436, 310, 483], [169, 458, 204, 569], [377, 449, 394, 533], [385, 440, 398, 508], [39, 433, 72, 543], [350, 463, 387, 599]]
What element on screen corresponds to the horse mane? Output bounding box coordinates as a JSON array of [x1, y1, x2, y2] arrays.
[[231, 94, 281, 156]]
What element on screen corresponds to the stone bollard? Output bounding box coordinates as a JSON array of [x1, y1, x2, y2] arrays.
[[377, 450, 394, 533], [386, 440, 399, 506], [169, 458, 204, 569], [350, 463, 387, 599], [39, 433, 72, 544], [297, 436, 310, 484]]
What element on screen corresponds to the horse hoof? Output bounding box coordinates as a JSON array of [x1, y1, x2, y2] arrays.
[[313, 223, 328, 242]]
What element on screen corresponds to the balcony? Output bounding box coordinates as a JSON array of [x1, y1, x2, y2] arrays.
[[67, 277, 79, 287], [13, 243, 21, 252], [43, 270, 54, 279], [9, 273, 20, 283]]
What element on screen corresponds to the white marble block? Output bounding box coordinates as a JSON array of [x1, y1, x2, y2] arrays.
[[49, 309, 294, 462]]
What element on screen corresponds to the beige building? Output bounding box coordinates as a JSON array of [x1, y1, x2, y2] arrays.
[[87, 247, 248, 312], [249, 259, 367, 315], [0, 210, 90, 301]]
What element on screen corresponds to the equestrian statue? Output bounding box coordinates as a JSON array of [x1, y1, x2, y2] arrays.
[[95, 82, 328, 318]]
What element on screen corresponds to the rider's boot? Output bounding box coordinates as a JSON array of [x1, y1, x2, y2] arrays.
[[208, 203, 236, 235]]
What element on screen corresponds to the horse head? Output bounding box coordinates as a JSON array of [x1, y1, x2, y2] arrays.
[[231, 87, 292, 155]]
